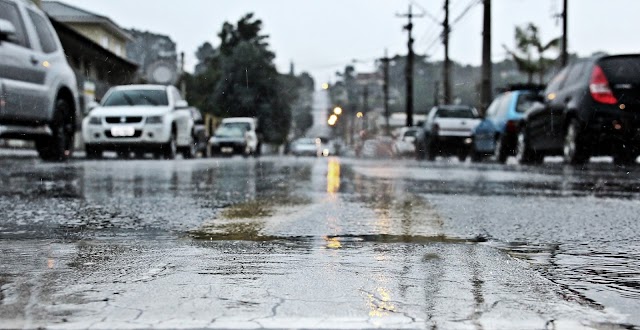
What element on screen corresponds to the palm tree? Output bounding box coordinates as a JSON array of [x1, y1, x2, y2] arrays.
[[504, 23, 561, 84]]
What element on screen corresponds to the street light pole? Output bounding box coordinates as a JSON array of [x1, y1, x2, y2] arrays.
[[397, 5, 423, 127], [561, 0, 568, 67], [480, 0, 492, 116], [381, 50, 391, 136]]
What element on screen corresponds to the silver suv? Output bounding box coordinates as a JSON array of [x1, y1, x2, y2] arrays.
[[0, 0, 79, 161]]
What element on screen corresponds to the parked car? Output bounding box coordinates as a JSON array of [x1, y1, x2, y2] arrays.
[[0, 0, 80, 161], [82, 85, 196, 159], [188, 107, 209, 158], [393, 127, 418, 157], [290, 137, 321, 157], [415, 105, 482, 161], [209, 125, 253, 157], [209, 117, 260, 157], [517, 54, 640, 166], [471, 86, 543, 163], [360, 137, 396, 159]]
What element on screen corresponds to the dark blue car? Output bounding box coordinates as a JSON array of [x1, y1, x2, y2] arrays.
[[471, 88, 541, 163]]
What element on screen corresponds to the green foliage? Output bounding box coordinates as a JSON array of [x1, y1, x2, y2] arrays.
[[504, 23, 561, 84], [186, 13, 313, 144]]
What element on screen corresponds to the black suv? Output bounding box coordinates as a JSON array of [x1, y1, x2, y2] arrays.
[[517, 54, 640, 165]]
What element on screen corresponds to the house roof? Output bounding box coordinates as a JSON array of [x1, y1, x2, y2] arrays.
[[41, 1, 132, 41]]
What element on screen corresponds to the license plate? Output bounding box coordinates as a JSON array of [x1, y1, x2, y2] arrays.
[[110, 126, 136, 137], [221, 147, 234, 153]]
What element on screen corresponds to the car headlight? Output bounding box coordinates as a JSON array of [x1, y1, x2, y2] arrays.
[[88, 116, 102, 125], [146, 116, 164, 124]]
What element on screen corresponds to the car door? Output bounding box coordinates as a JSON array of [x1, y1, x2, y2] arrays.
[[474, 94, 503, 153], [549, 62, 587, 150], [529, 67, 569, 150], [25, 8, 62, 120], [170, 87, 192, 145], [0, 0, 47, 122]]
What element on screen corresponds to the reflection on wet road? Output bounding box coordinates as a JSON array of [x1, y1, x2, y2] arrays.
[[0, 155, 639, 328]]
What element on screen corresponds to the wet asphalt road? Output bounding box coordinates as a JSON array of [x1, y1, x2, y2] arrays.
[[0, 152, 639, 329]]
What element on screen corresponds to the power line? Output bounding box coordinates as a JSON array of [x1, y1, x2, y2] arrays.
[[451, 0, 482, 27]]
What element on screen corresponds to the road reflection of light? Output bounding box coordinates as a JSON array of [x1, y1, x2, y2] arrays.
[[326, 157, 341, 195], [366, 287, 396, 317], [323, 236, 342, 249]]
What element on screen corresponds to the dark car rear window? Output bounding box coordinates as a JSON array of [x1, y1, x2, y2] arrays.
[[435, 107, 476, 119], [515, 92, 539, 113], [599, 56, 640, 83]]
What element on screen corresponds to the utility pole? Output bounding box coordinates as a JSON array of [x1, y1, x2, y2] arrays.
[[362, 85, 369, 131], [381, 50, 391, 135], [480, 0, 492, 116], [397, 5, 423, 127], [442, 0, 452, 105], [561, 0, 568, 67]]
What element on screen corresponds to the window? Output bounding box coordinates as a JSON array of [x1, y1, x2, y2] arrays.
[[114, 44, 122, 56], [496, 92, 512, 117], [565, 62, 586, 86], [0, 0, 30, 48], [515, 92, 539, 113], [27, 10, 57, 53], [102, 89, 169, 107], [435, 106, 477, 119], [485, 95, 502, 118], [544, 67, 569, 96]]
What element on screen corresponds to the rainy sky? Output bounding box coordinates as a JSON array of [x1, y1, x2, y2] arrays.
[[59, 0, 640, 82]]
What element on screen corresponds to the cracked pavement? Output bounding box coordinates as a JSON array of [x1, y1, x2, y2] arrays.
[[1, 154, 639, 329]]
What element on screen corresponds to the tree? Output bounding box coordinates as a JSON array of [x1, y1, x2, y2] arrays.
[[504, 23, 561, 84], [186, 13, 301, 145]]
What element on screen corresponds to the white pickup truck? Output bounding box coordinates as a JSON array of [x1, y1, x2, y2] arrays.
[[208, 117, 261, 157], [415, 105, 482, 161]]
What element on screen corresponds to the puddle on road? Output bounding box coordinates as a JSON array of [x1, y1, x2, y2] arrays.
[[493, 240, 640, 321]]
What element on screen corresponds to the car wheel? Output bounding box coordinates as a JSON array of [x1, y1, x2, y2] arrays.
[[85, 146, 103, 160], [515, 127, 543, 165], [36, 98, 74, 162], [415, 140, 426, 160], [563, 119, 589, 165], [457, 149, 468, 162], [182, 139, 196, 159], [495, 135, 508, 164], [613, 152, 638, 166], [163, 131, 177, 160], [426, 141, 437, 161]]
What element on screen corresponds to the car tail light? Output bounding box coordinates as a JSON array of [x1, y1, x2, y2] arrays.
[[590, 65, 618, 104], [505, 120, 518, 134]]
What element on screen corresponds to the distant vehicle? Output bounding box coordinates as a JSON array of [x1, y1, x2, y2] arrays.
[[360, 137, 396, 159], [188, 107, 208, 158], [82, 85, 196, 159], [416, 105, 482, 161], [472, 86, 542, 163], [517, 54, 640, 166], [393, 127, 418, 157], [0, 0, 80, 161], [209, 117, 260, 157], [290, 137, 321, 157], [209, 125, 253, 157]]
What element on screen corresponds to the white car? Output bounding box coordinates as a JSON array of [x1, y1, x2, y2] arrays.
[[82, 85, 196, 159], [290, 138, 321, 157], [394, 127, 418, 157], [209, 117, 260, 156]]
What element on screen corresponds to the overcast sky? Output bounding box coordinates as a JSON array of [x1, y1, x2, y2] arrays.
[[59, 0, 640, 84]]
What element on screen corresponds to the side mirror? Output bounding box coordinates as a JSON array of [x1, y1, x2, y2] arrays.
[[0, 19, 17, 43], [175, 100, 189, 109]]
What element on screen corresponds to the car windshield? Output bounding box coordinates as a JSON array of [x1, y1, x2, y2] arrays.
[[102, 90, 169, 107], [215, 126, 245, 138], [5, 1, 640, 329], [435, 107, 476, 118], [516, 92, 539, 113], [222, 122, 251, 131], [296, 138, 316, 145]]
